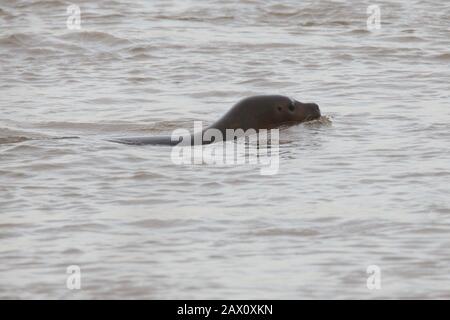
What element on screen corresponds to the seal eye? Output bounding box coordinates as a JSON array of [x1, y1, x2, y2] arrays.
[[288, 103, 295, 112], [277, 106, 282, 112]]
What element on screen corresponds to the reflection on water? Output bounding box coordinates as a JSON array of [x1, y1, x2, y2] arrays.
[[0, 0, 449, 299]]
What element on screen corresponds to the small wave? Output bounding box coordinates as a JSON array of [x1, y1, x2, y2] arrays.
[[299, 20, 353, 27], [347, 28, 370, 35], [431, 53, 450, 61], [250, 227, 320, 237], [0, 127, 42, 145], [154, 13, 234, 22], [28, 47, 63, 56], [262, 4, 302, 17], [16, 0, 68, 9], [0, 127, 82, 146], [60, 31, 132, 48], [126, 53, 158, 61], [0, 136, 30, 145], [0, 33, 34, 47], [384, 35, 425, 42], [153, 6, 235, 23], [0, 8, 15, 19], [127, 45, 157, 54], [83, 12, 127, 21], [0, 33, 68, 55], [304, 115, 333, 127], [38, 223, 110, 233], [126, 218, 196, 229]]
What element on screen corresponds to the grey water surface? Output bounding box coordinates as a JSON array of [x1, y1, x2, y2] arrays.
[[0, 0, 449, 299]]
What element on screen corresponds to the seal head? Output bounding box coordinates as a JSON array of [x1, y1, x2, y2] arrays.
[[209, 95, 321, 133]]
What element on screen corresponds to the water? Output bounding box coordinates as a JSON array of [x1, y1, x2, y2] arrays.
[[1, 0, 449, 299]]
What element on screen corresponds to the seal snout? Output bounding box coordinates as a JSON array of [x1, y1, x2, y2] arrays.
[[304, 102, 321, 120]]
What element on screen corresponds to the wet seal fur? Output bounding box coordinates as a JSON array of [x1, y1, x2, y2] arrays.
[[108, 95, 321, 146]]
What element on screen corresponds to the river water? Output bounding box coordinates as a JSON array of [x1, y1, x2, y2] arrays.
[[1, 0, 449, 299]]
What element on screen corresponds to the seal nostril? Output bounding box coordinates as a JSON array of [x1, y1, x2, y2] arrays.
[[288, 104, 295, 112], [277, 106, 282, 112]]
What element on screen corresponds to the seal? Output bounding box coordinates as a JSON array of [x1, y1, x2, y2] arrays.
[[109, 95, 321, 146]]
